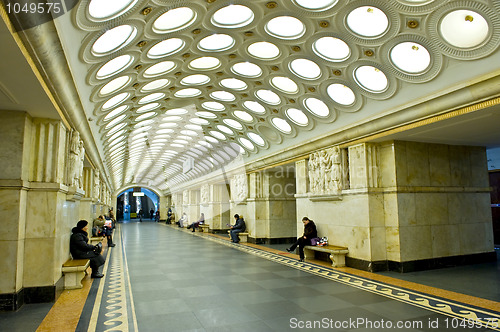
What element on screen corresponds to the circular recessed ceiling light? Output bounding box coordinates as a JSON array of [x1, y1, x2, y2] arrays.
[[198, 34, 235, 52], [223, 119, 243, 129], [99, 76, 131, 96], [313, 37, 350, 62], [266, 16, 305, 40], [181, 130, 198, 136], [134, 119, 154, 128], [202, 101, 225, 111], [196, 111, 217, 119], [96, 55, 134, 79], [304, 98, 330, 117], [354, 65, 388, 92], [185, 124, 203, 131], [153, 7, 196, 33], [174, 88, 201, 97], [137, 102, 161, 113], [165, 108, 188, 115], [290, 58, 322, 80], [390, 42, 431, 73], [138, 92, 165, 104], [220, 78, 247, 90], [104, 105, 128, 121], [440, 10, 489, 48], [144, 61, 176, 77], [147, 38, 185, 59], [211, 4, 254, 28], [248, 132, 265, 146], [286, 108, 309, 126], [346, 6, 388, 37], [210, 91, 235, 102], [136, 112, 156, 121], [102, 92, 129, 110], [181, 74, 210, 85], [107, 122, 127, 135], [243, 100, 266, 114], [231, 62, 262, 77], [189, 56, 221, 71], [247, 41, 280, 59], [271, 76, 299, 93], [217, 125, 233, 134], [327, 83, 356, 105], [190, 118, 210, 125], [256, 89, 281, 105], [88, 0, 138, 21], [92, 25, 137, 55], [210, 131, 226, 140], [141, 79, 170, 92], [271, 117, 292, 133], [294, 0, 338, 10], [239, 138, 255, 150], [162, 116, 182, 122], [105, 114, 126, 129], [157, 128, 174, 134], [233, 110, 253, 122]]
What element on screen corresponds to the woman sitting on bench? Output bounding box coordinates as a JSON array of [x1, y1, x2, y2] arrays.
[[70, 220, 105, 278]]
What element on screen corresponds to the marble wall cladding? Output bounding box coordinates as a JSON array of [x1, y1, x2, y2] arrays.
[[399, 226, 433, 261], [0, 188, 26, 241], [0, 111, 31, 180], [23, 238, 56, 287], [0, 240, 22, 293], [295, 160, 308, 194], [379, 143, 396, 188]]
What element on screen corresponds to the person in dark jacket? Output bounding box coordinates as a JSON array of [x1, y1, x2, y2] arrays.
[[187, 213, 204, 232], [70, 220, 105, 278], [286, 217, 317, 262], [230, 214, 246, 243]]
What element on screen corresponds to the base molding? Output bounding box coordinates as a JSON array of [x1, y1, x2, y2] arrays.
[[0, 276, 64, 311], [248, 237, 296, 245], [345, 251, 497, 273]]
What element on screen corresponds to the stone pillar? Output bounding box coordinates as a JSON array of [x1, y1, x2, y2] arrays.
[[0, 112, 82, 310], [247, 167, 297, 244], [186, 190, 200, 223], [381, 141, 494, 271], [203, 183, 230, 232], [79, 167, 94, 222]]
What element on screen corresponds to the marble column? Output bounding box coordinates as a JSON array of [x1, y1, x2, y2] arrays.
[[246, 167, 297, 244], [0, 112, 82, 310], [202, 183, 230, 232]]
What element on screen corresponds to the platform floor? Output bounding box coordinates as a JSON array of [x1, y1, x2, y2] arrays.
[[1, 221, 499, 331]]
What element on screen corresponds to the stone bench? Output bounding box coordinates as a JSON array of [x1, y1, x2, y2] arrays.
[[199, 224, 210, 232], [62, 258, 90, 289], [304, 245, 349, 267], [227, 230, 249, 243]]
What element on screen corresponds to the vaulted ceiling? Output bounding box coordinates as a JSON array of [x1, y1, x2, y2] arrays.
[[2, 0, 500, 194]]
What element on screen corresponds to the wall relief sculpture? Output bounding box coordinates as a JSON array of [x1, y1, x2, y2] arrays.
[[68, 130, 85, 189], [308, 146, 342, 195], [231, 174, 247, 202], [201, 184, 209, 204], [93, 169, 100, 199]]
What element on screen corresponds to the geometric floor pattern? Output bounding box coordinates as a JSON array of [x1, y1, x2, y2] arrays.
[[78, 221, 500, 331]]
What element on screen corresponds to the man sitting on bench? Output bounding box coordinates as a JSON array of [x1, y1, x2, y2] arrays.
[[286, 217, 317, 262], [70, 220, 105, 278], [229, 214, 246, 243]]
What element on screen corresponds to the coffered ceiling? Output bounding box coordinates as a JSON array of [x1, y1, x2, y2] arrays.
[[2, 0, 500, 194]]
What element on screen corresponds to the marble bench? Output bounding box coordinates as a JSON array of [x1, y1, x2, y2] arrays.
[[199, 224, 210, 232], [62, 258, 90, 289], [303, 245, 349, 267], [227, 231, 249, 243], [90, 236, 103, 245]]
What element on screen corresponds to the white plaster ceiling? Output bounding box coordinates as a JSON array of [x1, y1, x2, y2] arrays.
[[8, 0, 500, 193]]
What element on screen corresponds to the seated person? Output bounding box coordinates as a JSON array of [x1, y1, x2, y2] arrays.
[[92, 215, 105, 237], [187, 213, 205, 232], [229, 214, 246, 243], [70, 220, 105, 278], [286, 217, 317, 262], [178, 212, 187, 228]]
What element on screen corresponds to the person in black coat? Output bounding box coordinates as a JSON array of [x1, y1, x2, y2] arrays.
[[286, 217, 317, 262], [230, 214, 246, 243], [70, 220, 105, 278]]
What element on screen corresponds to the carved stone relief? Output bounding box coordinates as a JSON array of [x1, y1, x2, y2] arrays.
[[231, 174, 247, 201], [308, 146, 342, 195], [201, 184, 209, 204]]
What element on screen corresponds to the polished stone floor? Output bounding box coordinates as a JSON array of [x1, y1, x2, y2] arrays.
[[1, 220, 499, 331]]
